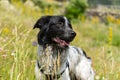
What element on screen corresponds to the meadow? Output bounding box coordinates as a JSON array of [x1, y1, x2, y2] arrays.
[[0, 1, 120, 80]]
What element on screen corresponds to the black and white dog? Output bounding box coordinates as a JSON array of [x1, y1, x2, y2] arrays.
[[33, 15, 94, 80]]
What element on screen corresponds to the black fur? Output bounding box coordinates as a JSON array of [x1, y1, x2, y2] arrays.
[[33, 15, 76, 47]]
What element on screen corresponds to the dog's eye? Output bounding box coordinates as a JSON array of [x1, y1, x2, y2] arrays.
[[57, 22, 64, 26]]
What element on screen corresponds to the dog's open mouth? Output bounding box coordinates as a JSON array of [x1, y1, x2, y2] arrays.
[[53, 37, 70, 47]]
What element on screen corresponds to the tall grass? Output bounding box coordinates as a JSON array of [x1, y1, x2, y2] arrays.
[[72, 20, 120, 80]]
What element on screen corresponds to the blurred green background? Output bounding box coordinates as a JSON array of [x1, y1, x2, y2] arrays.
[[0, 0, 120, 80]]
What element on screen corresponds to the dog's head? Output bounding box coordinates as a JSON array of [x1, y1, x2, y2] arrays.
[[34, 15, 76, 48]]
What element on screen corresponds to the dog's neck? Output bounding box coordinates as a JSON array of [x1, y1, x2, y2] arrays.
[[37, 44, 69, 74]]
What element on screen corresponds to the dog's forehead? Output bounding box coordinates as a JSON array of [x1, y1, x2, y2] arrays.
[[50, 16, 67, 23]]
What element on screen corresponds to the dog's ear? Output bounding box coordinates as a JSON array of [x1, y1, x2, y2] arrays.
[[33, 16, 51, 29]]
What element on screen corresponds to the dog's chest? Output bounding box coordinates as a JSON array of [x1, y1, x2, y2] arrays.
[[37, 45, 68, 74]]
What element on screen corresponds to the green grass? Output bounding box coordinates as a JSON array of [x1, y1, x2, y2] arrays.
[[0, 1, 120, 80], [72, 21, 120, 80]]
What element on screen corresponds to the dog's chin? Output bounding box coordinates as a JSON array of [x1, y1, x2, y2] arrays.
[[52, 37, 71, 48]]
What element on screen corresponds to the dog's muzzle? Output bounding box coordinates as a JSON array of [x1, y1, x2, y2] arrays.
[[52, 31, 76, 47]]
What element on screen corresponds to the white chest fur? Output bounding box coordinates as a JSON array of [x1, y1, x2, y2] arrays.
[[35, 45, 94, 80], [37, 45, 68, 74]]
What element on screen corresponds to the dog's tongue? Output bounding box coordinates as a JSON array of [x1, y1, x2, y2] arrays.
[[53, 38, 69, 47]]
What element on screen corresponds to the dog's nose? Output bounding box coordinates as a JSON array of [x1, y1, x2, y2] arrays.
[[70, 31, 76, 37]]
